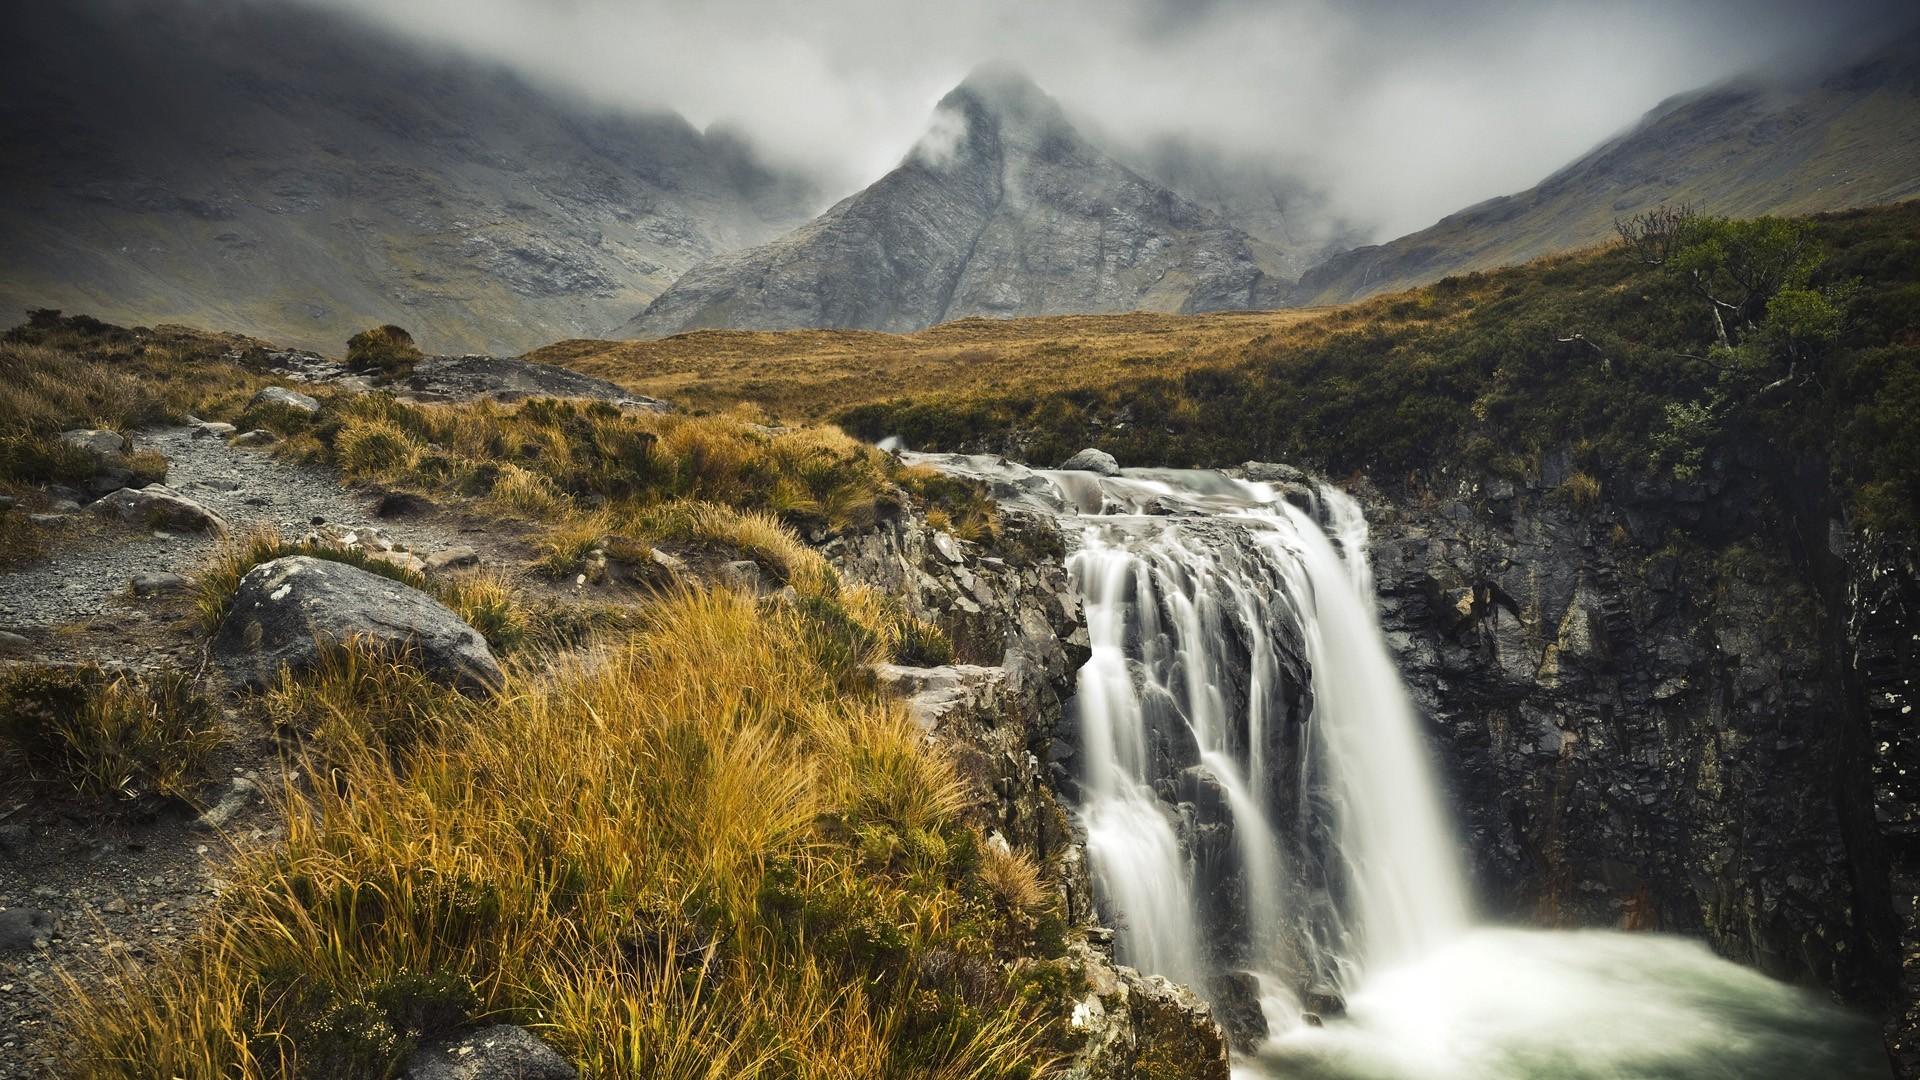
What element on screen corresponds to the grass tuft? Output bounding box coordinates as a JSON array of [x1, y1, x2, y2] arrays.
[[0, 664, 220, 802]]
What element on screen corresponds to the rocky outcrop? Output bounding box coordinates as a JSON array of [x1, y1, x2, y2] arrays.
[[400, 355, 667, 410], [247, 386, 319, 416], [1356, 457, 1900, 1038], [403, 1025, 576, 1080], [624, 64, 1290, 338], [212, 555, 503, 693], [1062, 944, 1232, 1080]]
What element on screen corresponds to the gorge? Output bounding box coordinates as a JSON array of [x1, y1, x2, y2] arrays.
[[889, 450, 1892, 1076]]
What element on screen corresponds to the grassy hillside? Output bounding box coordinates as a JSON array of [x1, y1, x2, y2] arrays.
[[532, 308, 1330, 419], [833, 201, 1920, 534]]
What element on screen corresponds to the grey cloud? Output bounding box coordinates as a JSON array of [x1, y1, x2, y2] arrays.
[[291, 0, 1914, 241]]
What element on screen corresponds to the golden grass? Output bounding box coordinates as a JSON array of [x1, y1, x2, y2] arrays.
[[57, 589, 1067, 1078], [0, 665, 220, 802], [528, 308, 1335, 420]]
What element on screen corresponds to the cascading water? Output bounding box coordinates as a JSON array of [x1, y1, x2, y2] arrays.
[[908, 452, 1885, 1079]]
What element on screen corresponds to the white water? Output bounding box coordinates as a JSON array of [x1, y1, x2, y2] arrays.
[[907, 452, 1884, 1079]]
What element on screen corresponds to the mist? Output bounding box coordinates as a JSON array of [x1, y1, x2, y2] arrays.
[[285, 0, 1912, 240]]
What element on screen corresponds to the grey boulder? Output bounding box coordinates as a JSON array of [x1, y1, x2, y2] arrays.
[[1058, 448, 1120, 476], [424, 546, 480, 572], [58, 428, 127, 457], [212, 555, 503, 693], [249, 385, 321, 414], [404, 1025, 576, 1080], [131, 571, 192, 597], [88, 484, 228, 533]]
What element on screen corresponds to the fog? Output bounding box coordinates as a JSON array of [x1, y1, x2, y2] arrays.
[[298, 0, 1911, 241]]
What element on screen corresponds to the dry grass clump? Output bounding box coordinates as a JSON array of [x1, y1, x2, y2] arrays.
[[57, 588, 1067, 1078], [313, 393, 902, 537], [0, 664, 220, 802], [436, 568, 532, 653]]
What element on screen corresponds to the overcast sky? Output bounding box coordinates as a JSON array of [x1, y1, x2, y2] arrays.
[[303, 0, 1912, 240]]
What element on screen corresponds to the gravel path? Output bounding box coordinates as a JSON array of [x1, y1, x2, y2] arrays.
[[0, 426, 470, 634]]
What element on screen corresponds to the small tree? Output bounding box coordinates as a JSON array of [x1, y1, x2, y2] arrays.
[[1615, 207, 1820, 349], [345, 324, 423, 381]]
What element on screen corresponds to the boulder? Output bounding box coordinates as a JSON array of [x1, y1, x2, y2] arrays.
[[131, 571, 192, 597], [0, 630, 30, 656], [212, 556, 503, 693], [404, 1025, 576, 1080], [192, 777, 258, 832], [58, 428, 126, 457], [192, 421, 237, 439], [230, 428, 278, 447], [0, 908, 56, 954], [1058, 447, 1120, 476], [719, 560, 761, 592], [424, 546, 480, 572], [88, 484, 228, 533], [249, 385, 321, 415]]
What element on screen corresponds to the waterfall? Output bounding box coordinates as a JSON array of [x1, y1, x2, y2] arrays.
[[917, 454, 1469, 1010], [906, 452, 1883, 1078]]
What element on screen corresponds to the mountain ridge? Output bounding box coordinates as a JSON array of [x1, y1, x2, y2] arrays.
[[1289, 29, 1920, 306], [622, 64, 1292, 338], [0, 0, 821, 353]]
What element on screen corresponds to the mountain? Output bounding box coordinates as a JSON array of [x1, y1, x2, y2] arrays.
[[1116, 135, 1370, 281], [622, 64, 1292, 338], [0, 0, 820, 354], [1290, 30, 1920, 307]]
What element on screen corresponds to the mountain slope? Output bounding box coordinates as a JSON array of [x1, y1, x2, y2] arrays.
[[623, 65, 1292, 338], [1290, 31, 1920, 306], [0, 0, 819, 353]]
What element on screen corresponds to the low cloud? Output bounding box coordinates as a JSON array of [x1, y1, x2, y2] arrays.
[[295, 0, 1913, 241]]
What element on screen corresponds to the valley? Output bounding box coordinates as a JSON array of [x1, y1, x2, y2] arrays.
[[2, 2, 1918, 1077]]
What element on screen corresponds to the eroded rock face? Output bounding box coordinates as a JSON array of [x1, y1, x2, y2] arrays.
[[1359, 468, 1889, 1015], [1063, 943, 1232, 1080], [212, 555, 502, 693]]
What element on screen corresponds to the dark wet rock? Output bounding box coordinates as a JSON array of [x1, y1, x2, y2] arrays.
[[1060, 448, 1121, 476], [375, 492, 437, 518], [0, 909, 56, 954], [1208, 970, 1271, 1053], [403, 1025, 577, 1080], [401, 354, 667, 411], [87, 484, 227, 533], [211, 555, 502, 693]]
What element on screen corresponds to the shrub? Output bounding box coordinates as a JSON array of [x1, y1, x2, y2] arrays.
[[0, 665, 220, 802], [891, 616, 956, 667], [345, 325, 423, 381]]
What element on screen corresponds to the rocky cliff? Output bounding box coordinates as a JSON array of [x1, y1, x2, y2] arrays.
[[1354, 443, 1920, 1073], [839, 441, 1918, 1074], [623, 64, 1291, 338]]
